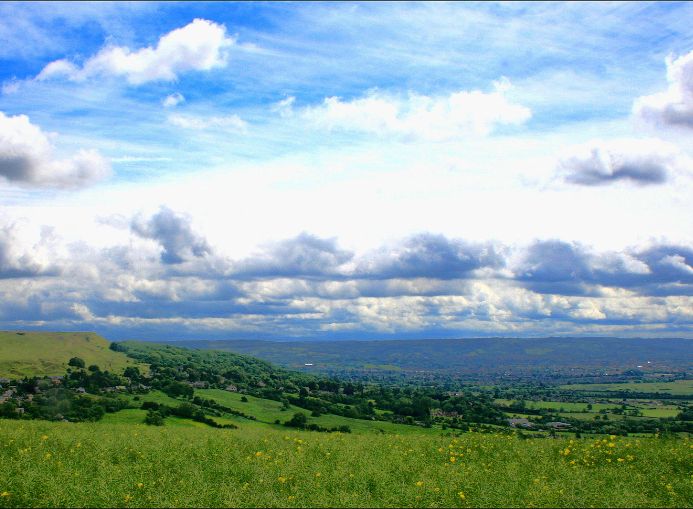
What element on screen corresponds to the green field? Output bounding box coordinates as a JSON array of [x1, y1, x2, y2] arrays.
[[559, 380, 693, 395], [495, 399, 621, 413], [1, 419, 690, 508], [0, 331, 147, 378]]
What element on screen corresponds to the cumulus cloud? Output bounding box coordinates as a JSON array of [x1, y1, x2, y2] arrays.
[[556, 138, 683, 186], [0, 111, 111, 188], [233, 232, 353, 278], [355, 234, 504, 280], [162, 92, 185, 108], [0, 223, 59, 278], [634, 50, 693, 129], [301, 78, 531, 141], [131, 206, 212, 264], [167, 113, 247, 132], [37, 19, 233, 85]]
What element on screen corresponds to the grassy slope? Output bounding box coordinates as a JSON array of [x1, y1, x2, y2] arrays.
[[0, 419, 690, 508], [0, 331, 147, 378], [197, 389, 441, 436]]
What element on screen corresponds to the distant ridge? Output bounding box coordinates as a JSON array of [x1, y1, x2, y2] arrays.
[[163, 337, 693, 375]]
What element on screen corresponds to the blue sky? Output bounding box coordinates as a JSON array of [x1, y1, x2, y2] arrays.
[[1, 1, 693, 340]]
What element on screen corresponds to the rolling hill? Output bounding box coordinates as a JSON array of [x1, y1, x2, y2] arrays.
[[0, 331, 146, 378]]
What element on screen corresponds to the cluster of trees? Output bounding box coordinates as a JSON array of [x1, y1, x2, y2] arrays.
[[140, 401, 237, 429], [281, 411, 351, 433]]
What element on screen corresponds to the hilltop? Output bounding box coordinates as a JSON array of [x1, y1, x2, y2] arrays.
[[0, 331, 146, 378]]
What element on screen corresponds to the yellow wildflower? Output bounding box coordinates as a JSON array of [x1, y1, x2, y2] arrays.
[[458, 491, 466, 500], [137, 483, 144, 489], [315, 472, 321, 477], [415, 481, 424, 487], [450, 456, 456, 463], [278, 476, 287, 483], [124, 494, 133, 503], [255, 451, 263, 457], [617, 458, 625, 463], [1, 492, 10, 497]]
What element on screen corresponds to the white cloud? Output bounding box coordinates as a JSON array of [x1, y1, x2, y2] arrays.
[[162, 92, 185, 108], [168, 113, 247, 132], [300, 79, 531, 141], [633, 49, 693, 129], [37, 18, 234, 85], [272, 96, 296, 118], [0, 111, 111, 189], [555, 138, 684, 186]]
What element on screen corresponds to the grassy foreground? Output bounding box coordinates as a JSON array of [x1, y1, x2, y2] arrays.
[[1, 420, 691, 508]]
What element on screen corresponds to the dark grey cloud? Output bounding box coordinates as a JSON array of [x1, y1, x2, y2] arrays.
[[232, 232, 353, 278], [558, 143, 674, 186], [514, 240, 594, 295], [514, 240, 693, 296], [131, 206, 211, 264], [355, 233, 504, 280]]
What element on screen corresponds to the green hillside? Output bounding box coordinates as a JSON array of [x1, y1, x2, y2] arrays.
[[0, 331, 146, 378]]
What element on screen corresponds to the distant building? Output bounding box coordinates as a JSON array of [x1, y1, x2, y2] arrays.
[[546, 421, 572, 429], [225, 385, 238, 392]]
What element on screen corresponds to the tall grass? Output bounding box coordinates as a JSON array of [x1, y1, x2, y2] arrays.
[[1, 420, 690, 508]]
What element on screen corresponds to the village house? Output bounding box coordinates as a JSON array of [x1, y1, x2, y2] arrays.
[[546, 421, 572, 429]]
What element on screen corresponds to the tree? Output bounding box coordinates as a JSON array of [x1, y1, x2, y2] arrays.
[[144, 410, 164, 426], [123, 367, 141, 380], [285, 412, 308, 428], [68, 357, 85, 369]]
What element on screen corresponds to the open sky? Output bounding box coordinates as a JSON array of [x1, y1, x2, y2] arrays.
[[1, 1, 693, 340]]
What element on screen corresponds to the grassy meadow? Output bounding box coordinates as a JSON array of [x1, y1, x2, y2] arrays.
[[0, 332, 146, 378], [1, 420, 691, 508]]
